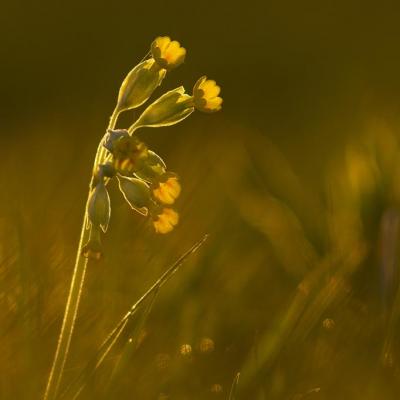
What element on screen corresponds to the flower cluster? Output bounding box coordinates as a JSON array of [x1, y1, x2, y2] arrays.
[[82, 36, 222, 259]]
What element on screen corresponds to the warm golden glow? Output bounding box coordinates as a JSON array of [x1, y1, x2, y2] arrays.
[[153, 208, 179, 234], [193, 76, 223, 113], [152, 176, 181, 205], [151, 36, 186, 70]]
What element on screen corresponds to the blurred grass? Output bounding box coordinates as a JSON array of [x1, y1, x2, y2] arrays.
[[3, 1, 400, 397], [2, 114, 400, 399]]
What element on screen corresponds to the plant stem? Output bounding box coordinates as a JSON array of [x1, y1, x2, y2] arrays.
[[44, 112, 119, 400], [59, 235, 208, 400], [43, 215, 89, 400]]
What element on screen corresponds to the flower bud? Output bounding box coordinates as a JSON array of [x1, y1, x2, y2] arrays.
[[82, 227, 103, 260], [130, 87, 194, 132], [117, 58, 166, 112], [91, 163, 116, 189], [103, 129, 129, 153], [87, 182, 111, 232], [118, 176, 151, 216]]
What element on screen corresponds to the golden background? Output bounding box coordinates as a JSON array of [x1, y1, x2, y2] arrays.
[[2, 0, 400, 398]]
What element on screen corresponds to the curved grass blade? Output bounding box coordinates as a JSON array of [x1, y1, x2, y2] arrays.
[[60, 235, 208, 399], [228, 372, 240, 400], [102, 289, 159, 398]]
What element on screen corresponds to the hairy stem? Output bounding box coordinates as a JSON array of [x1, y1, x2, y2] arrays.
[[43, 113, 119, 400]]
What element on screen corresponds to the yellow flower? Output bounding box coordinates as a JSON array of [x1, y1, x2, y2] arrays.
[[153, 176, 181, 205], [193, 76, 223, 113], [151, 36, 186, 70], [153, 208, 179, 234]]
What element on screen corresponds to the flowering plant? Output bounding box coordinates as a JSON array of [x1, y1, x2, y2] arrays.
[[44, 36, 221, 400]]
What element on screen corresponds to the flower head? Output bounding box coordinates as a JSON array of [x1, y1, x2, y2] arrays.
[[152, 175, 181, 205], [152, 208, 179, 234], [193, 76, 222, 113], [151, 36, 186, 70]]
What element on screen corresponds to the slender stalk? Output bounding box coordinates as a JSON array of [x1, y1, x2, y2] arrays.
[[44, 113, 119, 400], [59, 235, 208, 400], [228, 373, 240, 400], [95, 107, 120, 168], [43, 219, 89, 400]]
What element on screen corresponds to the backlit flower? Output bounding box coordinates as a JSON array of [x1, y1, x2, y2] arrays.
[[193, 76, 222, 113], [151, 36, 186, 70], [130, 87, 194, 132], [117, 58, 166, 112], [152, 208, 179, 234], [152, 175, 181, 205]]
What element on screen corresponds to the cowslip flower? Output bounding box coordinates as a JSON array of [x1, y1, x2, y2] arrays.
[[129, 87, 194, 132], [46, 36, 222, 400], [151, 36, 186, 70], [117, 58, 166, 112], [193, 76, 223, 113], [152, 208, 179, 234], [152, 175, 181, 205]]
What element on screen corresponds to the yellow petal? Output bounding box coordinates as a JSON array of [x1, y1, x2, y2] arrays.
[[201, 80, 221, 98], [166, 177, 181, 197], [206, 96, 223, 111], [164, 208, 179, 225], [153, 218, 172, 234], [164, 42, 186, 67], [153, 186, 175, 204], [154, 36, 171, 53], [153, 208, 179, 234]]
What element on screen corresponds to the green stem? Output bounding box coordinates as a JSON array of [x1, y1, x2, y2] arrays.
[[43, 217, 89, 400], [43, 109, 120, 400], [109, 106, 120, 131], [95, 107, 120, 168], [59, 235, 208, 400]]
